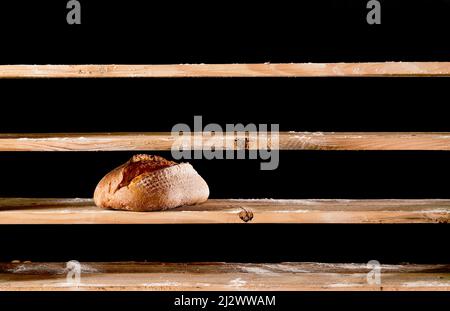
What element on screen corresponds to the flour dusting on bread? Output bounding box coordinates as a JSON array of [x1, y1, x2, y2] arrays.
[[94, 154, 209, 212]]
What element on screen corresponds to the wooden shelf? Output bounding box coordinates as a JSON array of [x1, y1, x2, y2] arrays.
[[0, 198, 448, 224], [2, 132, 450, 151], [1, 261, 449, 291], [0, 62, 449, 78]]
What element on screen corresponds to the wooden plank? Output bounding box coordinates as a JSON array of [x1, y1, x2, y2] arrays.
[[0, 63, 449, 78], [2, 132, 450, 151], [0, 198, 448, 224], [1, 262, 449, 291]]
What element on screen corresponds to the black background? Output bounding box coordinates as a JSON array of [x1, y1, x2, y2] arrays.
[[1, 0, 450, 63], [0, 0, 449, 307]]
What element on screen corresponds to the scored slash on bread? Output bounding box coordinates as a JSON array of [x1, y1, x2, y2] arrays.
[[93, 154, 209, 212]]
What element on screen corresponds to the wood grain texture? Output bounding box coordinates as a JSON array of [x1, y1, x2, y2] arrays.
[[2, 132, 450, 151], [0, 63, 450, 78], [1, 262, 449, 291], [0, 198, 448, 224]]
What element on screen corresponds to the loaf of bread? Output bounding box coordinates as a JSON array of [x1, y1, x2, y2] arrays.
[[93, 154, 209, 211]]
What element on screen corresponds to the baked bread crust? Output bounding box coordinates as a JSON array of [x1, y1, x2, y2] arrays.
[[93, 154, 209, 211]]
